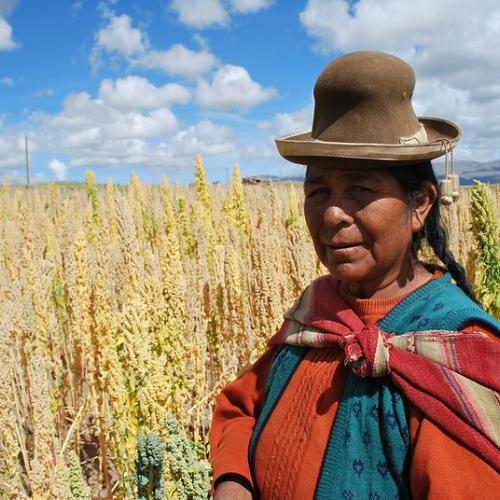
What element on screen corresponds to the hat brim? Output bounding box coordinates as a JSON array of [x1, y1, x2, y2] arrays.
[[275, 116, 461, 167]]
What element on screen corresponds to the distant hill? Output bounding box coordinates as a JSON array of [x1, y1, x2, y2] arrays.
[[441, 159, 500, 184], [250, 159, 500, 184]]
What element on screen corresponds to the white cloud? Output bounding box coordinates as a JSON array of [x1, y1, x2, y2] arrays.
[[168, 119, 235, 156], [31, 91, 181, 171], [141, 44, 219, 78], [90, 14, 146, 69], [97, 0, 118, 19], [98, 76, 191, 109], [244, 104, 314, 162], [170, 0, 272, 29], [27, 85, 236, 171], [48, 159, 68, 181], [0, 76, 13, 86], [197, 64, 276, 110], [192, 32, 209, 50], [0, 17, 16, 50], [259, 104, 313, 136], [299, 0, 500, 160], [170, 0, 229, 29], [47, 92, 179, 146], [51, 118, 235, 170], [230, 0, 273, 14], [90, 15, 218, 79]]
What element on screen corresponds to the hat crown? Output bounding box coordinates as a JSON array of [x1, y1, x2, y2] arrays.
[[312, 51, 422, 144]]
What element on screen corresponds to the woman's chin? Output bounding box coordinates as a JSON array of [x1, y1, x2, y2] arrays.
[[325, 261, 373, 284]]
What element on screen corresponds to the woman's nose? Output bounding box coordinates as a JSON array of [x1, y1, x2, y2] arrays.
[[323, 203, 353, 227]]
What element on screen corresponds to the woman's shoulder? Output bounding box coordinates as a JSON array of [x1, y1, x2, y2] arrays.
[[380, 272, 500, 334]]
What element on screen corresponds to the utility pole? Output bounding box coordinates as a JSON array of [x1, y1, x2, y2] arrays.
[[25, 135, 30, 186]]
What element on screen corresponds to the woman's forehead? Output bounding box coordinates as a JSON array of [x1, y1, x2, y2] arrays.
[[304, 166, 390, 185]]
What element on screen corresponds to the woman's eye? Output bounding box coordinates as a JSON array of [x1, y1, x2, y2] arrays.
[[306, 188, 329, 197], [351, 185, 371, 193]]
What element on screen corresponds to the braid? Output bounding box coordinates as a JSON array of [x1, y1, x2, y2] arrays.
[[424, 202, 477, 301], [390, 161, 477, 302]]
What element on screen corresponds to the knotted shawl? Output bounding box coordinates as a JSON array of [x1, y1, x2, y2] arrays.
[[250, 273, 500, 499]]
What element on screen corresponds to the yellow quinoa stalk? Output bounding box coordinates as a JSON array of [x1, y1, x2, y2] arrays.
[[0, 304, 22, 497], [111, 192, 152, 494], [176, 195, 196, 257], [88, 226, 120, 498], [223, 243, 250, 367], [470, 181, 500, 316], [127, 171, 145, 240], [104, 343, 130, 497], [285, 217, 320, 298], [128, 170, 145, 209], [223, 164, 250, 235], [18, 198, 51, 360], [85, 171, 100, 247], [161, 175, 177, 233], [269, 183, 283, 227], [128, 171, 159, 245], [455, 188, 477, 283], [155, 229, 192, 425], [137, 267, 189, 440], [73, 228, 93, 357], [143, 184, 160, 246], [49, 182, 58, 208], [194, 154, 221, 274], [286, 183, 300, 229], [248, 213, 287, 351], [105, 177, 119, 240], [64, 228, 94, 416], [183, 260, 210, 441], [28, 354, 61, 498], [137, 354, 171, 437], [194, 154, 212, 217], [115, 291, 153, 491], [0, 212, 16, 295], [115, 191, 144, 292]]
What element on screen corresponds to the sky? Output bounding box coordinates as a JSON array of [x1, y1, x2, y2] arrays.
[[1, 0, 500, 185]]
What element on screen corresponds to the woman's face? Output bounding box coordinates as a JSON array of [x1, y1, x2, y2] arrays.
[[304, 165, 418, 292]]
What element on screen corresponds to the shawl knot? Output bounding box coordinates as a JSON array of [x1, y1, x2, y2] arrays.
[[343, 326, 393, 378]]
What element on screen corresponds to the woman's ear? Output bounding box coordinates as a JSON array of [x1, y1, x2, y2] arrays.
[[412, 181, 437, 233]]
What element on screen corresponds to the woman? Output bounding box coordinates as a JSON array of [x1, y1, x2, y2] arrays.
[[210, 52, 500, 499]]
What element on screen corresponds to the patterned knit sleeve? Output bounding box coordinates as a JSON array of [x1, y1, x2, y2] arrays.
[[210, 346, 277, 492]]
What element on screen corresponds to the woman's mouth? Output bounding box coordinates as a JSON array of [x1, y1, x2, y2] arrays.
[[327, 242, 364, 250]]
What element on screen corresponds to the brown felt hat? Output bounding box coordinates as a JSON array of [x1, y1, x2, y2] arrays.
[[276, 51, 461, 167]]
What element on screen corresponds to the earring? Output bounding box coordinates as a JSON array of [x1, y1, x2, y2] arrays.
[[439, 177, 453, 206], [439, 140, 459, 205]]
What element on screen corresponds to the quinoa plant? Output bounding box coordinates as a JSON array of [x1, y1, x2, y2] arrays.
[[135, 433, 165, 500], [164, 413, 211, 499], [470, 181, 500, 316]]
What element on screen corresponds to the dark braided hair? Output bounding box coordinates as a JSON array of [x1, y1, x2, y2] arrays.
[[390, 161, 477, 301]]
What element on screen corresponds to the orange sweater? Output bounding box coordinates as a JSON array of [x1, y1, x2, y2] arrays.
[[211, 287, 499, 499]]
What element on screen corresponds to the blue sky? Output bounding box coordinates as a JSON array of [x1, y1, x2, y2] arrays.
[[1, 0, 499, 184]]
